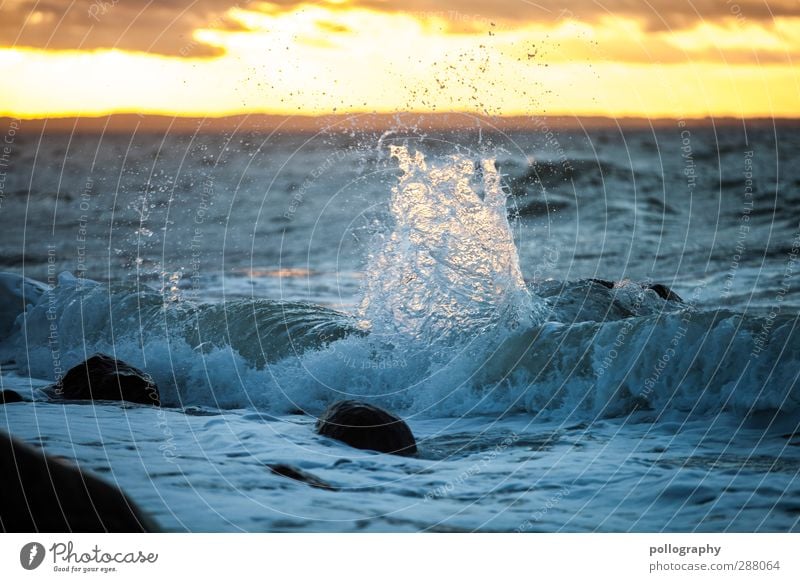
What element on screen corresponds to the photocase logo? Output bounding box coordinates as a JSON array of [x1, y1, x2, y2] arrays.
[[20, 542, 46, 570]]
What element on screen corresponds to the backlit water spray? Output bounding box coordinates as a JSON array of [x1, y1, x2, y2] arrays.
[[359, 145, 545, 346]]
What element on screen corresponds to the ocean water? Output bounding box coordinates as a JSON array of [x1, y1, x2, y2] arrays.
[[1, 120, 799, 531]]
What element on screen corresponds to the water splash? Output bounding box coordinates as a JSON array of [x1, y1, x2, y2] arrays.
[[359, 145, 544, 345]]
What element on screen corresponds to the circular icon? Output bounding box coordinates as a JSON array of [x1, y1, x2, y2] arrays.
[[20, 542, 46, 570]]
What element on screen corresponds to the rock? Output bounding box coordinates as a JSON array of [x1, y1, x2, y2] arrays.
[[537, 279, 633, 323], [316, 400, 417, 457], [0, 432, 157, 532], [587, 278, 615, 289], [266, 463, 338, 491], [534, 278, 689, 322], [50, 354, 160, 406], [646, 283, 683, 303], [513, 198, 571, 218], [0, 389, 24, 404]]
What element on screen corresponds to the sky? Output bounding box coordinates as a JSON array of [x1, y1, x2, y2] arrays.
[[1, 0, 799, 119]]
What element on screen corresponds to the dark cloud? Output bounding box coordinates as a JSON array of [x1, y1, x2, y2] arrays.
[[1, 0, 798, 57], [0, 0, 247, 57], [347, 0, 800, 30]]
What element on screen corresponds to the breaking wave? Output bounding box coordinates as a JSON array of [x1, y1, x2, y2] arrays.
[[1, 146, 798, 421]]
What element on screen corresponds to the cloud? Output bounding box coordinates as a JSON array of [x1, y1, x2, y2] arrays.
[[0, 0, 247, 57], [379, 0, 797, 28], [1, 0, 799, 57], [262, 0, 800, 30], [503, 16, 800, 66]]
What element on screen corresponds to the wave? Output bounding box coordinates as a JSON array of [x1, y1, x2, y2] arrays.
[[1, 145, 797, 421], [1, 272, 360, 407], [2, 271, 796, 421]]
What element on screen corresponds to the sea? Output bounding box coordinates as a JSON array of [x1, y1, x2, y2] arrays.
[[1, 117, 798, 531]]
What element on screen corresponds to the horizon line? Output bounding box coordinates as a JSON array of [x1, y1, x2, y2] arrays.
[[3, 112, 799, 133]]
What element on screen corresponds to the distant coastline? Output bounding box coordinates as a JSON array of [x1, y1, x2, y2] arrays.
[[2, 113, 799, 134]]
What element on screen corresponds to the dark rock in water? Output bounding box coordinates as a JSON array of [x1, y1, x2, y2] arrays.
[[536, 279, 634, 322], [534, 278, 686, 322], [0, 432, 156, 532], [50, 354, 160, 406], [316, 400, 417, 457], [0, 389, 24, 404], [513, 198, 571, 218], [587, 278, 615, 289], [647, 283, 683, 303], [267, 463, 338, 491]]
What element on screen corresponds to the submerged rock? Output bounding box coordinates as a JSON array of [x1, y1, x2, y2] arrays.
[[50, 354, 160, 406], [539, 279, 634, 322], [316, 400, 417, 457], [0, 389, 24, 404], [267, 463, 338, 491], [535, 278, 686, 323], [0, 432, 156, 532], [587, 278, 615, 289], [646, 283, 683, 303]]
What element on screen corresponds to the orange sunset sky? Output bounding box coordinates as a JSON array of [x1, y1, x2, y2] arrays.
[[1, 0, 799, 119]]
